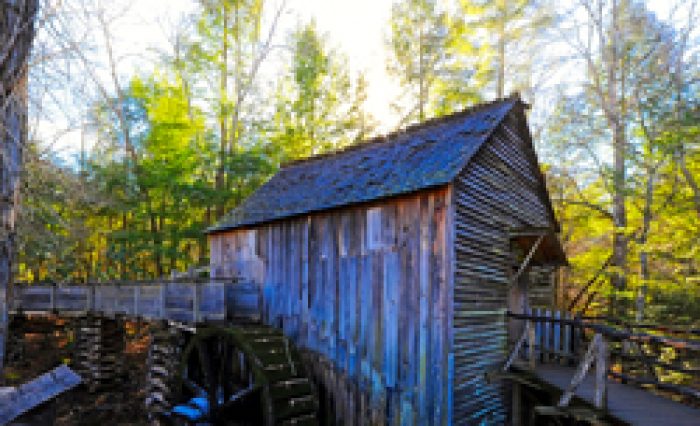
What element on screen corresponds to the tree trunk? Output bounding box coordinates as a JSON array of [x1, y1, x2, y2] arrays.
[[215, 6, 229, 219], [418, 14, 425, 121], [612, 120, 627, 290], [680, 150, 700, 219], [0, 0, 38, 374], [637, 168, 654, 322], [121, 212, 128, 279], [608, 0, 627, 315], [496, 0, 506, 99]]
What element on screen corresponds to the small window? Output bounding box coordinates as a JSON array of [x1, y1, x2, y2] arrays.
[[367, 207, 382, 250]]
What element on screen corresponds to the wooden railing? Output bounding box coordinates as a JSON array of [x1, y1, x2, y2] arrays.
[[504, 309, 700, 409]]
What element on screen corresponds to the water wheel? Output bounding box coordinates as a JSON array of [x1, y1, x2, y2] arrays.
[[171, 325, 318, 425]]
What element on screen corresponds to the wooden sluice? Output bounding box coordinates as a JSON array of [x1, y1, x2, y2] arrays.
[[10, 280, 237, 323]]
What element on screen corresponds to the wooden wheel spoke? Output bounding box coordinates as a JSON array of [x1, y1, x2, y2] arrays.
[[221, 338, 233, 401], [196, 338, 218, 413]]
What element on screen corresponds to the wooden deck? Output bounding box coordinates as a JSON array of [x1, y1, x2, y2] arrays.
[[529, 364, 700, 425]]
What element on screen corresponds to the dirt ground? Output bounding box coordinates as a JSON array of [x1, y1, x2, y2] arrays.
[[4, 317, 152, 426]]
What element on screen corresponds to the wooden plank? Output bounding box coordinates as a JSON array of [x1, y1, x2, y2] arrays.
[[563, 311, 572, 360], [553, 310, 561, 358], [383, 250, 399, 389], [346, 255, 358, 380], [359, 253, 371, 392], [54, 286, 90, 311], [0, 365, 82, 424], [198, 282, 225, 321], [164, 282, 195, 323], [370, 249, 384, 410], [13, 287, 53, 312], [137, 284, 163, 319], [544, 309, 551, 360], [300, 218, 310, 349]]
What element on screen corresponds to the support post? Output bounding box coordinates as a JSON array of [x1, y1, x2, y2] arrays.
[[528, 319, 536, 370], [134, 286, 140, 318], [558, 333, 601, 407], [512, 382, 522, 426], [594, 335, 608, 409]]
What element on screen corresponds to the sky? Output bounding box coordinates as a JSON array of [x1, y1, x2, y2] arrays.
[[35, 0, 676, 162]]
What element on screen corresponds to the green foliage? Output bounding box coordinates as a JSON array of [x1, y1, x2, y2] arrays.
[[543, 1, 700, 324], [387, 0, 453, 121], [15, 0, 700, 330], [271, 21, 375, 163], [17, 2, 372, 282], [387, 0, 551, 120]]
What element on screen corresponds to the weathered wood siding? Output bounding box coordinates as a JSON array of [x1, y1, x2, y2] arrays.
[[452, 108, 554, 423], [209, 187, 454, 424]]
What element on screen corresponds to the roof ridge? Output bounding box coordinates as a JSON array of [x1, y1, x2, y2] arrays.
[[280, 93, 521, 169]]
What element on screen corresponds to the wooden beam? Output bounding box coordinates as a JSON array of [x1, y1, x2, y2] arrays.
[[594, 335, 608, 409], [512, 383, 522, 426], [508, 234, 544, 290], [504, 324, 530, 371], [558, 333, 602, 407]]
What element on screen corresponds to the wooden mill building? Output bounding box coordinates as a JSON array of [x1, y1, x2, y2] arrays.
[[207, 94, 566, 424]]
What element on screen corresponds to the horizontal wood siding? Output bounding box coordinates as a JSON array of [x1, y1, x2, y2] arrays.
[[209, 188, 452, 424], [452, 109, 553, 424]]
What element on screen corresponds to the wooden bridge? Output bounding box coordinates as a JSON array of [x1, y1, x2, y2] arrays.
[[494, 309, 700, 425]]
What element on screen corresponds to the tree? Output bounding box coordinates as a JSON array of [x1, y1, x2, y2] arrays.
[[455, 0, 553, 99], [271, 21, 375, 163], [17, 144, 95, 283], [544, 0, 700, 321], [387, 0, 450, 123], [386, 0, 550, 121], [0, 0, 39, 373], [187, 0, 285, 219]]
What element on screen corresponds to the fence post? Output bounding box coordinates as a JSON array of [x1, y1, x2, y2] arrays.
[[544, 309, 551, 361], [50, 284, 57, 312], [563, 311, 571, 363], [594, 334, 608, 409], [553, 310, 561, 360], [573, 313, 582, 358], [528, 319, 536, 369], [193, 282, 200, 323]]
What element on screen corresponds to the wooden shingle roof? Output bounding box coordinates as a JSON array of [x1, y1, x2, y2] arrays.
[[208, 95, 520, 233]]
